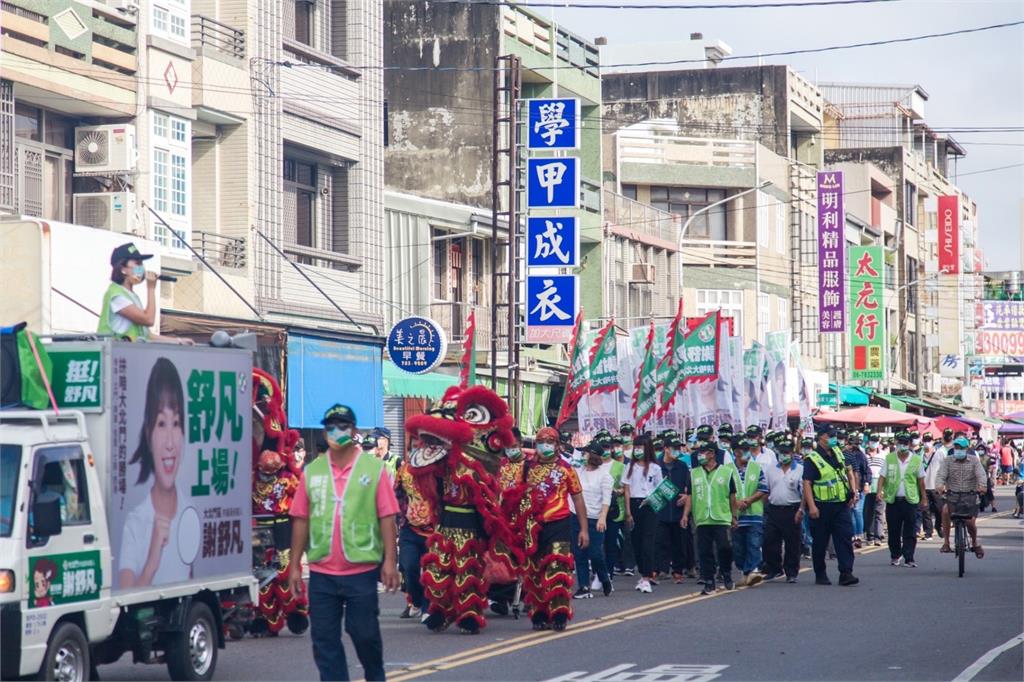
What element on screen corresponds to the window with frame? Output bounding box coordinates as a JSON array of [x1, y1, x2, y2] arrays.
[[777, 296, 789, 332], [696, 289, 743, 339], [621, 184, 638, 201], [903, 181, 917, 226], [151, 111, 190, 248], [151, 0, 190, 44], [432, 229, 448, 300], [29, 444, 90, 546], [775, 199, 786, 253], [757, 292, 770, 340], [650, 186, 726, 240]]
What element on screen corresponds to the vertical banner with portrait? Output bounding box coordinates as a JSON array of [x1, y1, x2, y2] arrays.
[[110, 345, 252, 592], [765, 331, 791, 429]]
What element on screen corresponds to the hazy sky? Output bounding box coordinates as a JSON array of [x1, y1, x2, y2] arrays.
[[553, 0, 1024, 270]]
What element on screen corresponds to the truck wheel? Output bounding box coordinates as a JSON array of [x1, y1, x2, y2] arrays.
[[166, 602, 218, 681], [38, 621, 90, 682]]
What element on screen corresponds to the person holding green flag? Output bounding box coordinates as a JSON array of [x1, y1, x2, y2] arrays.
[[683, 440, 738, 595], [604, 436, 629, 579]]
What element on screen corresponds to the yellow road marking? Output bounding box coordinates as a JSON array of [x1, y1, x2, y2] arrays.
[[378, 514, 1011, 682]]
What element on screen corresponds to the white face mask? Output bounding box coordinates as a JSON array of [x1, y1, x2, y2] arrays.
[[327, 426, 353, 448]]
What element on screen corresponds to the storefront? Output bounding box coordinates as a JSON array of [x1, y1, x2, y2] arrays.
[[286, 332, 384, 430]]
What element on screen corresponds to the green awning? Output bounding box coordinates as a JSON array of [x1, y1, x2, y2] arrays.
[[897, 395, 961, 417], [876, 394, 908, 412], [494, 379, 552, 437], [828, 384, 871, 406], [382, 361, 458, 399]]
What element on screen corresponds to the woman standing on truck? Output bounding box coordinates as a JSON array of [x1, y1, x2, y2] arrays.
[[118, 357, 191, 587], [97, 242, 192, 344]]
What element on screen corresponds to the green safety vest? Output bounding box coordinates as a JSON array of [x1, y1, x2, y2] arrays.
[[96, 282, 149, 341], [610, 460, 625, 522], [882, 452, 922, 505], [806, 451, 850, 504], [691, 465, 734, 527], [305, 453, 384, 565], [735, 462, 764, 517]]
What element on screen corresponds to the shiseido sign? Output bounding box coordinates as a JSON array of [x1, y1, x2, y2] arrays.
[[937, 195, 959, 274]]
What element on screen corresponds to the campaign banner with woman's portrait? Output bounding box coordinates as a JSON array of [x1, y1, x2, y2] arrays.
[[109, 344, 252, 592]]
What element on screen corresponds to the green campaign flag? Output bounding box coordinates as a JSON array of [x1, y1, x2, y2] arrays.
[[632, 321, 659, 431], [658, 299, 686, 414], [849, 245, 886, 380], [744, 342, 765, 382], [643, 478, 681, 512], [588, 318, 618, 393], [556, 311, 589, 427], [681, 310, 720, 384]]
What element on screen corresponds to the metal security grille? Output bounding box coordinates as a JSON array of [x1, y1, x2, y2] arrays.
[[0, 80, 13, 213]]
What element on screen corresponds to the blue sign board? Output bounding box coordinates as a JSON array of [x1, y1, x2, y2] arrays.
[[526, 158, 579, 209], [526, 98, 579, 150], [386, 316, 448, 374], [526, 216, 579, 268], [287, 334, 384, 429], [526, 275, 577, 327]]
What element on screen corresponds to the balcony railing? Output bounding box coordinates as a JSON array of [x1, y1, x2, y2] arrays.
[[679, 239, 757, 268], [194, 231, 246, 269], [617, 132, 756, 169], [191, 14, 245, 60], [603, 189, 679, 245]]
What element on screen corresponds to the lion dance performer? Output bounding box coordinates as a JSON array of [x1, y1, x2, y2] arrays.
[[404, 385, 519, 634], [515, 427, 588, 631]]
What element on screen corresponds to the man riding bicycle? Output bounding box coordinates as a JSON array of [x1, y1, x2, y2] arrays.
[[936, 437, 988, 558]]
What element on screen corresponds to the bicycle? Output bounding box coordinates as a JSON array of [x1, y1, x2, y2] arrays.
[[948, 491, 979, 578]]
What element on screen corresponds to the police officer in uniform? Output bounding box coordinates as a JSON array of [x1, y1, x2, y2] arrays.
[[802, 425, 860, 586]]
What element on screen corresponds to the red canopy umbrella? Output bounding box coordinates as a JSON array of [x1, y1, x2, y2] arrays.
[[913, 415, 974, 438], [812, 406, 931, 427]]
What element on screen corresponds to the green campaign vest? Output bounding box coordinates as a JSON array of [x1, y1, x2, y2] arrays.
[[305, 453, 385, 565], [806, 451, 850, 504], [96, 283, 149, 341], [610, 460, 626, 522], [882, 452, 922, 505], [691, 465, 734, 527], [736, 461, 764, 517]]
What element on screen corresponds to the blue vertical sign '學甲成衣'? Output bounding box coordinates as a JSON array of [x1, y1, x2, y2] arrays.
[[526, 158, 579, 209], [526, 216, 579, 267], [526, 98, 579, 150], [526, 275, 577, 328]]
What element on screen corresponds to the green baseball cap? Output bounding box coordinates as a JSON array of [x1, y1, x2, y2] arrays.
[[321, 403, 357, 426]]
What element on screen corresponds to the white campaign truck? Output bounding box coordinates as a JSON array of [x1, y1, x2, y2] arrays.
[[1, 340, 256, 681]]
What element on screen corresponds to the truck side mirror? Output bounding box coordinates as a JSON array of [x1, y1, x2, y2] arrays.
[[31, 490, 63, 538]]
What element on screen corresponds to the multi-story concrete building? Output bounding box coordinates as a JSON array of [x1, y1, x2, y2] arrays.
[[823, 82, 979, 398], [602, 64, 826, 373], [382, 1, 603, 433], [2, 0, 388, 434]]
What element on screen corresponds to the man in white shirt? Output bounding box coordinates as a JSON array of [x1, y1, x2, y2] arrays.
[[762, 438, 805, 582], [922, 434, 945, 540]]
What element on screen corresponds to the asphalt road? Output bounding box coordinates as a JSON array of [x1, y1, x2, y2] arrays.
[[100, 489, 1023, 682]]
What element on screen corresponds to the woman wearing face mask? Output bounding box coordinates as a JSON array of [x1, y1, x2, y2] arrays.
[[98, 242, 193, 344], [571, 443, 613, 599], [623, 435, 663, 593], [864, 436, 888, 546]]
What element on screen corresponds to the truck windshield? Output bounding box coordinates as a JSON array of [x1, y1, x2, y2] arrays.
[[0, 444, 20, 537]]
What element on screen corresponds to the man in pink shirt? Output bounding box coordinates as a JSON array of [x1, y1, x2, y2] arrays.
[[288, 404, 400, 681]]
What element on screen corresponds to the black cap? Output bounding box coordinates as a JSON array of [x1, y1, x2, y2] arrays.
[[695, 424, 714, 439], [560, 430, 572, 443], [746, 424, 763, 437], [619, 423, 635, 434], [849, 431, 863, 443], [801, 437, 814, 448], [718, 423, 734, 435], [922, 433, 934, 442], [585, 441, 604, 456], [776, 439, 795, 453], [322, 403, 357, 426], [836, 428, 848, 439], [942, 428, 955, 438], [695, 440, 716, 453], [360, 434, 377, 450], [817, 424, 837, 437], [895, 431, 912, 444], [110, 242, 153, 266], [667, 435, 683, 447], [371, 426, 392, 440]]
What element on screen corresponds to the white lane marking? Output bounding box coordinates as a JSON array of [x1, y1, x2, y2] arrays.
[[545, 664, 729, 682], [952, 632, 1024, 682]]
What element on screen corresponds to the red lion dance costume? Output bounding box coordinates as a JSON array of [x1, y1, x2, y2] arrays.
[[249, 369, 308, 635], [405, 385, 520, 634]]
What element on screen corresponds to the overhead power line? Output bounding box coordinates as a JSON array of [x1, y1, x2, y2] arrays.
[[431, 0, 903, 8]]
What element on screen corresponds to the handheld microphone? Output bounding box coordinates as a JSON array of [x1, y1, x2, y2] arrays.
[[157, 274, 178, 283]]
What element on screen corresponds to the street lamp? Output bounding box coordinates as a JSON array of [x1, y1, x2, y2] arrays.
[[677, 180, 773, 306]]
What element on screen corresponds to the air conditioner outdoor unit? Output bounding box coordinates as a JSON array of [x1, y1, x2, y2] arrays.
[[630, 263, 656, 284], [74, 192, 137, 233], [74, 124, 136, 174]]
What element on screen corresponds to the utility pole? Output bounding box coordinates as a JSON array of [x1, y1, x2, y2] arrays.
[[490, 54, 523, 423]]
